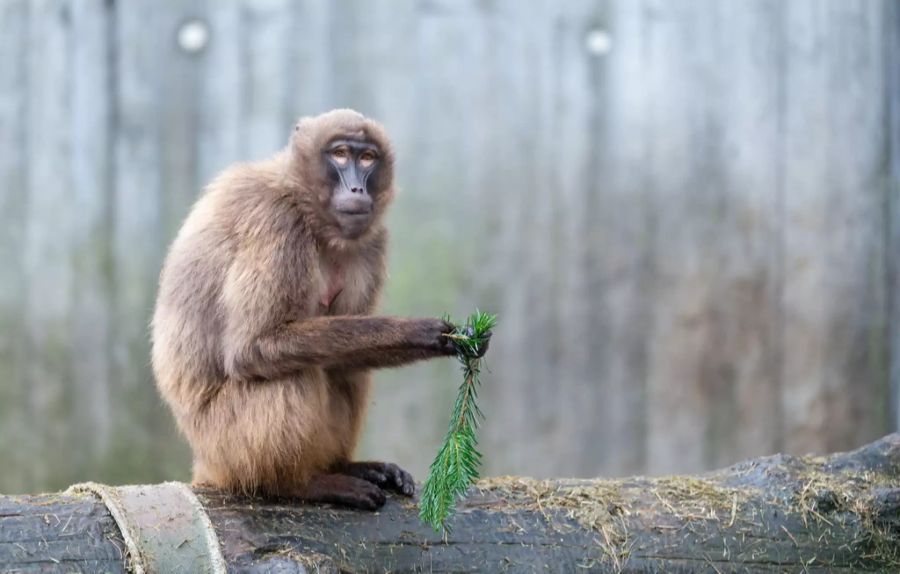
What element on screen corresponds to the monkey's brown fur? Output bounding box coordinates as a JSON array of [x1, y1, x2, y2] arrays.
[[152, 110, 453, 500]]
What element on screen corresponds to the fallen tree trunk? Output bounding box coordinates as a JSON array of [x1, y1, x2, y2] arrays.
[[1, 435, 898, 573]]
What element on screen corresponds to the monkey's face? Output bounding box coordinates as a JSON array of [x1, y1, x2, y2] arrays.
[[323, 139, 382, 240]]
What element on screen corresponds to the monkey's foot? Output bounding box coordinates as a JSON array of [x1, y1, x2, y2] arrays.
[[334, 461, 415, 497], [296, 474, 386, 511]]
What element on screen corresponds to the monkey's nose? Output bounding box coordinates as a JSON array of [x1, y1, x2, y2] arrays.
[[351, 187, 364, 194]]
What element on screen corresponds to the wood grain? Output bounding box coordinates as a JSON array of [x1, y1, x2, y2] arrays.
[[1, 435, 898, 573]]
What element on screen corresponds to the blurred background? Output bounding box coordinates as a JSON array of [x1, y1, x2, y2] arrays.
[[0, 0, 897, 494]]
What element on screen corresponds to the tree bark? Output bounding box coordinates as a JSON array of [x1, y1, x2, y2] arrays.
[[1, 435, 898, 573]]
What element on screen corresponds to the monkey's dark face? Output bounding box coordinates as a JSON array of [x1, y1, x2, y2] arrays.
[[323, 138, 381, 239]]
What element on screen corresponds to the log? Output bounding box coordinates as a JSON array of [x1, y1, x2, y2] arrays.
[[1, 435, 899, 573]]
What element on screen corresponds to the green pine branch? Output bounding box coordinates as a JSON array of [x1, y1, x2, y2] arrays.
[[419, 310, 497, 533]]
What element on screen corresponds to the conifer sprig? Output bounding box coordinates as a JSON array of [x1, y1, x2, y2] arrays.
[[419, 310, 497, 533]]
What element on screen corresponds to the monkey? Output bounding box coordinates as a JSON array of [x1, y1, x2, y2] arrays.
[[151, 109, 488, 510]]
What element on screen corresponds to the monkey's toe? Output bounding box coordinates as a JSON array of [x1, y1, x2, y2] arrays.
[[336, 461, 416, 497], [379, 462, 415, 496], [297, 473, 386, 511], [342, 481, 387, 510]]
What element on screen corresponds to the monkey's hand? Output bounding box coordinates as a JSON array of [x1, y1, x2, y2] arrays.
[[448, 325, 493, 359], [416, 318, 459, 356], [464, 326, 492, 359], [334, 460, 415, 497]]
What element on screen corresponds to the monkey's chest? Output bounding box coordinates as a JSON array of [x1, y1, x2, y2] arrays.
[[319, 263, 345, 310], [316, 258, 371, 315]]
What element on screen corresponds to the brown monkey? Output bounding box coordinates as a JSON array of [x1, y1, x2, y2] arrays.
[[151, 109, 486, 509]]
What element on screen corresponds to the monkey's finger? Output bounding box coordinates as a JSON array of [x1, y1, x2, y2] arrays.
[[367, 487, 387, 509], [348, 480, 387, 510], [398, 469, 415, 496], [470, 334, 492, 359], [383, 464, 415, 496], [363, 470, 388, 485], [348, 487, 386, 510], [344, 466, 388, 486]]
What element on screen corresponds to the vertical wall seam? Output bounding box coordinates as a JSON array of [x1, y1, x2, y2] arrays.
[[886, 0, 900, 431], [771, 0, 787, 453]]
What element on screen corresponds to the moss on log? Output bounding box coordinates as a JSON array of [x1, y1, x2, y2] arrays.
[[1, 435, 899, 573]]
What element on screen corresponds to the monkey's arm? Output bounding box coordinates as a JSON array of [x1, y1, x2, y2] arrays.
[[225, 316, 454, 381]]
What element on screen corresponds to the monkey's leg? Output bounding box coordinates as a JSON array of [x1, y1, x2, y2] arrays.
[[295, 473, 387, 510], [333, 461, 415, 497]]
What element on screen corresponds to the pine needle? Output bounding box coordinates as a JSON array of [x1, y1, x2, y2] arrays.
[[419, 310, 497, 533]]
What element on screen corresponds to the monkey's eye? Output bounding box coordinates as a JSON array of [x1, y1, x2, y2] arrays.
[[359, 151, 377, 168], [330, 148, 350, 166]]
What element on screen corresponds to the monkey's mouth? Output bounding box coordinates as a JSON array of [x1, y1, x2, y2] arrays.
[[334, 208, 374, 239], [337, 208, 372, 217]]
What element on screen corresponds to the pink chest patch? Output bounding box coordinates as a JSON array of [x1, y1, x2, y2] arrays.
[[320, 262, 345, 310]]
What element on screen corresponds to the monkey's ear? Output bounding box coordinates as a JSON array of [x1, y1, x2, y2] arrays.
[[293, 116, 314, 134], [290, 116, 315, 149]]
